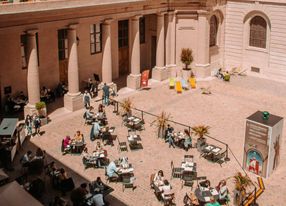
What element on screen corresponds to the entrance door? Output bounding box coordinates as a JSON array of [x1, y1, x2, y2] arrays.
[[151, 36, 157, 69], [58, 29, 68, 84], [118, 20, 129, 75]]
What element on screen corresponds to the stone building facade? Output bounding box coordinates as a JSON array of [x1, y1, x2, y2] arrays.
[[0, 0, 285, 112]]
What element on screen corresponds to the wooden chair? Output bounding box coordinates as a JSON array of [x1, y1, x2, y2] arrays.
[[117, 138, 128, 153], [175, 81, 183, 93], [171, 161, 183, 179], [169, 78, 175, 89], [196, 176, 207, 187]]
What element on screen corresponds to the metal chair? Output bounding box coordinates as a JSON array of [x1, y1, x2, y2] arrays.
[[162, 192, 175, 206], [171, 161, 183, 179], [117, 138, 128, 153], [122, 174, 135, 191], [184, 155, 194, 162], [181, 171, 196, 189], [213, 150, 227, 166]]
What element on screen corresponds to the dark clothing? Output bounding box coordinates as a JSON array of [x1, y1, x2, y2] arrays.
[[70, 187, 88, 206], [102, 85, 110, 97]]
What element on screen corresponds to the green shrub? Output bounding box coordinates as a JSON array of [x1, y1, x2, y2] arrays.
[[35, 102, 46, 110]]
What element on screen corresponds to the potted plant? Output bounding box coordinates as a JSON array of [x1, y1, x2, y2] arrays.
[[35, 101, 48, 125], [181, 48, 194, 80], [151, 111, 171, 138], [233, 172, 252, 205], [191, 125, 210, 150], [120, 98, 132, 117]]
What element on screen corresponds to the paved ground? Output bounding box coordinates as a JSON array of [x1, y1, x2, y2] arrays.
[[29, 75, 286, 206]]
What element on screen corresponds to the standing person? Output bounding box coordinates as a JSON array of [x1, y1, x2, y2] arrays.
[[88, 78, 95, 98], [94, 80, 99, 97], [83, 90, 91, 109], [102, 83, 110, 106], [183, 129, 192, 151], [33, 115, 41, 136], [25, 115, 33, 136], [90, 119, 101, 141]]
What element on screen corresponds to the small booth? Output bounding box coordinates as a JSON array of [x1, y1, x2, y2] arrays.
[[0, 118, 19, 165], [243, 111, 284, 178]]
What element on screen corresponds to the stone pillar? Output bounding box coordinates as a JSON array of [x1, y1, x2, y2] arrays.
[[165, 11, 177, 77], [152, 12, 169, 81], [102, 19, 113, 84], [64, 24, 83, 111], [195, 10, 211, 78], [127, 15, 141, 90], [24, 29, 41, 116]]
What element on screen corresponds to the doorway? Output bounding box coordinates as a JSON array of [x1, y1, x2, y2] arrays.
[[118, 20, 129, 76], [58, 29, 68, 84], [151, 36, 157, 69]]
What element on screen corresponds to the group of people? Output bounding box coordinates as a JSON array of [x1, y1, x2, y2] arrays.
[[216, 69, 231, 82], [25, 114, 42, 136], [40, 86, 56, 103], [152, 170, 174, 202], [62, 131, 85, 154], [82, 142, 109, 168], [20, 148, 46, 175], [165, 125, 193, 151]]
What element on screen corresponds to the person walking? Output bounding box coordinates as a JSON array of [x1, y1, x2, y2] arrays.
[[102, 83, 110, 106], [25, 114, 33, 136], [33, 114, 41, 136], [83, 90, 91, 109]]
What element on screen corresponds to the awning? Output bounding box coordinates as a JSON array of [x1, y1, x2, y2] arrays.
[[0, 118, 18, 137], [0, 181, 43, 206]]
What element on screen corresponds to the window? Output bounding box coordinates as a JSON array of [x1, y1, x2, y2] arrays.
[[118, 20, 129, 48], [249, 16, 267, 48], [90, 24, 102, 54], [140, 17, 145, 44], [20, 33, 39, 69], [20, 35, 27, 69], [209, 15, 218, 47], [58, 29, 68, 60]]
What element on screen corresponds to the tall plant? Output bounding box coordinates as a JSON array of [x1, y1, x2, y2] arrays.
[[191, 125, 210, 139], [151, 111, 171, 138], [181, 48, 194, 70], [233, 172, 252, 205], [120, 98, 132, 116]]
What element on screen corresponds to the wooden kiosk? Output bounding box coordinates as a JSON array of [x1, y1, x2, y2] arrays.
[[243, 111, 283, 178]]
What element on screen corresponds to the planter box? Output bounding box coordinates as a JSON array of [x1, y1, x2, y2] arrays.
[[182, 69, 191, 80]]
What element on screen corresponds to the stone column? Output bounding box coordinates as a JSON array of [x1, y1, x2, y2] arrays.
[[152, 12, 169, 81], [165, 11, 177, 77], [24, 29, 41, 116], [64, 24, 83, 111], [195, 10, 211, 78], [127, 15, 141, 90], [102, 19, 113, 84]]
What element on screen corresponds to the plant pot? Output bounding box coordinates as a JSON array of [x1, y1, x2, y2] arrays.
[[182, 69, 191, 80], [197, 137, 206, 152]]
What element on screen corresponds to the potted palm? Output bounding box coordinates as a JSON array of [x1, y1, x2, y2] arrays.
[[191, 125, 210, 150], [233, 172, 252, 205], [181, 48, 194, 80], [151, 111, 171, 138], [120, 98, 132, 117], [35, 101, 48, 125]]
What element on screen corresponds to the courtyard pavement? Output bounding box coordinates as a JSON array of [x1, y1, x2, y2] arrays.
[[30, 75, 286, 206]]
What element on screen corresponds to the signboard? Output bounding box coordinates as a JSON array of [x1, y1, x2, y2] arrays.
[[243, 111, 284, 178], [141, 70, 149, 88]]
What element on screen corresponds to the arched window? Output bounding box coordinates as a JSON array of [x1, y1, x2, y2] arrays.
[[209, 15, 218, 47], [249, 16, 267, 48]]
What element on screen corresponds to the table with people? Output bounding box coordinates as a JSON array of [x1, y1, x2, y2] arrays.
[[165, 125, 193, 151], [127, 134, 142, 150], [62, 131, 85, 154], [82, 142, 109, 169]]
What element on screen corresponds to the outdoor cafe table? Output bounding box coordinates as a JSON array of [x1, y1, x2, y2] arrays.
[[181, 162, 196, 172], [85, 182, 114, 206], [203, 145, 222, 155], [126, 116, 143, 130], [127, 134, 142, 150], [195, 187, 219, 204], [70, 141, 84, 153]]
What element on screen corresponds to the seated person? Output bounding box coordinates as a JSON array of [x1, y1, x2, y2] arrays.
[[84, 107, 95, 120], [160, 180, 173, 200], [40, 86, 49, 100], [223, 71, 230, 81], [70, 183, 89, 206], [199, 179, 211, 189], [58, 168, 68, 182], [63, 136, 71, 152], [95, 141, 104, 151], [92, 177, 105, 193], [188, 192, 199, 206], [206, 196, 221, 206], [90, 120, 101, 141], [216, 68, 224, 79], [90, 190, 105, 206], [20, 150, 33, 167], [165, 125, 174, 140], [34, 148, 45, 160], [153, 170, 164, 187], [74, 131, 84, 143], [183, 129, 192, 151], [217, 180, 229, 204], [106, 161, 119, 179], [98, 104, 105, 113], [50, 196, 67, 206]]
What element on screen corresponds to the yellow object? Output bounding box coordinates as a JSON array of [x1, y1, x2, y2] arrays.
[[169, 78, 175, 89], [175, 81, 183, 93], [189, 77, 196, 89], [243, 177, 265, 206]]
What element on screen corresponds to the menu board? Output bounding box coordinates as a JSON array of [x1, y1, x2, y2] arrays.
[[245, 121, 268, 145]]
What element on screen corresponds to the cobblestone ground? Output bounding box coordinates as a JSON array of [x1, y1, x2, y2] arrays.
[[31, 76, 286, 206]]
